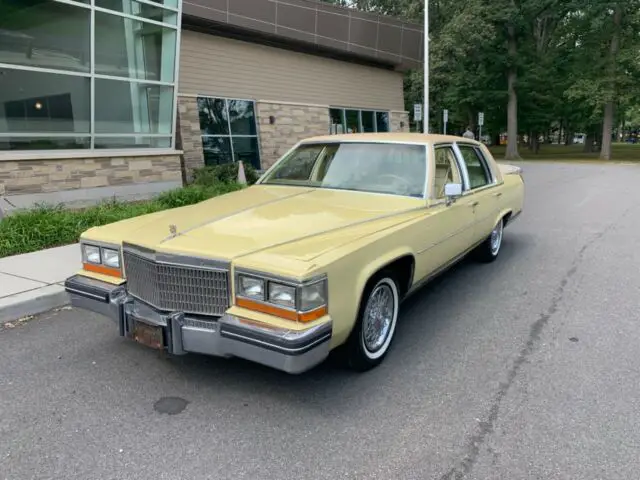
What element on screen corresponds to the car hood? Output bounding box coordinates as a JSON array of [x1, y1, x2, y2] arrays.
[[86, 185, 423, 261]]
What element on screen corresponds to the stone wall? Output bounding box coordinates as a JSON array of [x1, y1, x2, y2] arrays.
[[390, 111, 410, 133], [257, 102, 330, 169], [177, 96, 205, 181], [0, 154, 182, 196], [175, 98, 408, 174]]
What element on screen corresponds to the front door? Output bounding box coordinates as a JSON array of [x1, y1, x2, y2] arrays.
[[413, 145, 477, 282]]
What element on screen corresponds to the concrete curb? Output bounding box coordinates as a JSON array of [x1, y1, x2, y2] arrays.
[[0, 285, 70, 325]]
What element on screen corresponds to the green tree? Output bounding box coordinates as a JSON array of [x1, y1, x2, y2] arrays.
[[322, 0, 640, 160]]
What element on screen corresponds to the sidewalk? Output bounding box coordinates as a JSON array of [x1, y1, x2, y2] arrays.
[[0, 244, 80, 324]]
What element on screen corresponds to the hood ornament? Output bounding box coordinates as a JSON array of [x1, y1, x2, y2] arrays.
[[169, 224, 177, 237]]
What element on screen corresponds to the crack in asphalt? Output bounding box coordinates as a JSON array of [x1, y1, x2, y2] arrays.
[[439, 206, 635, 480]]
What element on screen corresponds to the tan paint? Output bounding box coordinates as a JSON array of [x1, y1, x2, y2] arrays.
[[78, 135, 525, 349], [178, 31, 405, 111]]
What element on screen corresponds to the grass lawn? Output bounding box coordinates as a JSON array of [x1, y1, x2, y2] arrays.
[[489, 143, 640, 162], [0, 183, 243, 259]]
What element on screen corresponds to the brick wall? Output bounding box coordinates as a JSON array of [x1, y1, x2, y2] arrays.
[[0, 154, 182, 196], [257, 102, 330, 168], [177, 96, 205, 181], [390, 111, 410, 132]]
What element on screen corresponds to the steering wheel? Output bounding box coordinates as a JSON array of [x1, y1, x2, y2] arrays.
[[378, 173, 414, 191]]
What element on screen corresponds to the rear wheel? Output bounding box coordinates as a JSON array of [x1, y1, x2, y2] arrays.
[[475, 217, 504, 263], [346, 273, 400, 372]]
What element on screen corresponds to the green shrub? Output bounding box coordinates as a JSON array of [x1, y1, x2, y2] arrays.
[[0, 183, 243, 258], [156, 183, 243, 208], [192, 162, 260, 186]]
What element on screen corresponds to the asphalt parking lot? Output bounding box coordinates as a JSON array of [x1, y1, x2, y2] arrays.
[[2, 161, 640, 480]]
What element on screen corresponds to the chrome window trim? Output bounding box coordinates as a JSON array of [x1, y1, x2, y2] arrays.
[[432, 142, 468, 198], [453, 141, 499, 193]]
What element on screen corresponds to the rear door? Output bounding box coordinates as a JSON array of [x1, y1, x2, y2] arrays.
[[454, 142, 501, 242]]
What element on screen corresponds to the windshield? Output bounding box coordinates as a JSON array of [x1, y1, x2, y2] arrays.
[[260, 142, 427, 198]]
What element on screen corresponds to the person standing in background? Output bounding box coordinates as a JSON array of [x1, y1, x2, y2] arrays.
[[462, 126, 475, 139]]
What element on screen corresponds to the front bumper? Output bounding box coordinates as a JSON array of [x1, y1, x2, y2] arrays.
[[64, 274, 332, 374]]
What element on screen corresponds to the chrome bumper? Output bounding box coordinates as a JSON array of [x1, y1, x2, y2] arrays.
[[64, 275, 332, 374]]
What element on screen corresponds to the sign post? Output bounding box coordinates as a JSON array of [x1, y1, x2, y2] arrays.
[[414, 103, 422, 132], [423, 0, 429, 133], [478, 112, 485, 140], [443, 109, 449, 135]]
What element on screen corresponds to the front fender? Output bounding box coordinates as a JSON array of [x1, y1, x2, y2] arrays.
[[354, 246, 415, 305], [328, 245, 415, 346]]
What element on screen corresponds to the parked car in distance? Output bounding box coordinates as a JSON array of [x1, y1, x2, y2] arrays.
[[65, 133, 524, 374]]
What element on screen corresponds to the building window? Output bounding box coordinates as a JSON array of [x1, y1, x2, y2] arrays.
[[0, 0, 181, 152], [329, 108, 390, 134], [196, 96, 261, 169]]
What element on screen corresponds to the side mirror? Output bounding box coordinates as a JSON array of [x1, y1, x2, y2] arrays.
[[444, 183, 462, 204]]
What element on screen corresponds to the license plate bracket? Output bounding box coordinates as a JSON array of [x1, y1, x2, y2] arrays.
[[132, 321, 164, 350]]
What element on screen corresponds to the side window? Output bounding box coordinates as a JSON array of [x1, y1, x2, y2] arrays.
[[458, 144, 493, 189], [270, 145, 323, 180], [433, 146, 462, 199]]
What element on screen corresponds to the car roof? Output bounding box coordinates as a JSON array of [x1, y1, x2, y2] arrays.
[[300, 132, 481, 145]]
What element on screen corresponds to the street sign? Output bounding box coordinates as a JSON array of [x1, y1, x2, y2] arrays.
[[478, 112, 485, 139], [414, 103, 422, 122], [443, 109, 449, 123]]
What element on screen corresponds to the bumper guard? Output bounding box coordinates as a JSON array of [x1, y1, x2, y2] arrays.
[[64, 274, 331, 374]]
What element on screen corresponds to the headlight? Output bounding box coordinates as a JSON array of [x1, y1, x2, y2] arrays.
[[238, 275, 265, 300], [80, 242, 122, 277], [268, 283, 296, 308], [102, 248, 120, 268], [236, 271, 328, 322], [300, 280, 327, 312], [83, 245, 101, 264]]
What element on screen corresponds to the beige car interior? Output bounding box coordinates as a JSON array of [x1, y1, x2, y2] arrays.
[[434, 147, 462, 198]]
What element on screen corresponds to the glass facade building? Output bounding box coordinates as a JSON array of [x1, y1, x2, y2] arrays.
[[0, 0, 181, 151]]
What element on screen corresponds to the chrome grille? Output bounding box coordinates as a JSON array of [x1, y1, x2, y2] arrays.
[[123, 250, 229, 316]]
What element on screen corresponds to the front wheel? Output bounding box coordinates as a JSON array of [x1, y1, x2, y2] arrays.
[[475, 218, 504, 263], [346, 274, 400, 372]]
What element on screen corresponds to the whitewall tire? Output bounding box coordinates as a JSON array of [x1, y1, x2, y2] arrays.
[[476, 218, 504, 263], [347, 273, 400, 371]]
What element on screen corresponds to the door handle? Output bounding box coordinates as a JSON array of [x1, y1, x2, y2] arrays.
[[470, 201, 479, 207], [494, 192, 503, 198]]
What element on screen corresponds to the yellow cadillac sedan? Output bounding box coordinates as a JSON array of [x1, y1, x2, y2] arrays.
[[65, 133, 525, 374]]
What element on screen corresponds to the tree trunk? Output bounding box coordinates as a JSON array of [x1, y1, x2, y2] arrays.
[[505, 25, 520, 160], [531, 131, 540, 154], [600, 4, 622, 161], [583, 132, 596, 153], [565, 129, 573, 146], [466, 111, 477, 137]]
